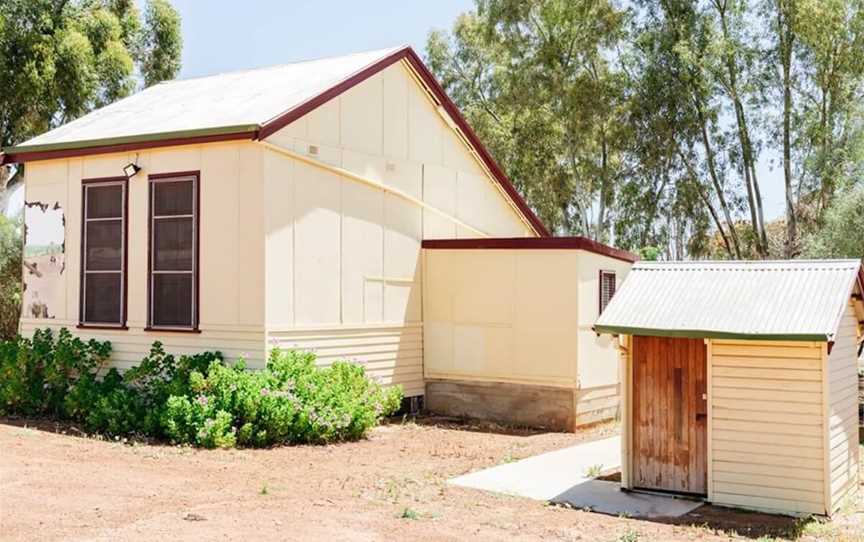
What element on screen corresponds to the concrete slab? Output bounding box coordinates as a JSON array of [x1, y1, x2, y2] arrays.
[[449, 436, 621, 500], [551, 480, 703, 518], [449, 435, 702, 519]]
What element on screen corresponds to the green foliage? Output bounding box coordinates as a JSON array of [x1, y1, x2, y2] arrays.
[[0, 329, 402, 447], [0, 328, 111, 415], [802, 185, 864, 258], [0, 0, 183, 150], [636, 246, 661, 262], [0, 214, 21, 340], [161, 349, 403, 448], [141, 0, 182, 87]]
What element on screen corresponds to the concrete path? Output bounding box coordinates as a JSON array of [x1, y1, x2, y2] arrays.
[[449, 435, 702, 519], [450, 436, 621, 500]]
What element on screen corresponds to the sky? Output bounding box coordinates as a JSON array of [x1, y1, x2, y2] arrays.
[[170, 0, 473, 79]]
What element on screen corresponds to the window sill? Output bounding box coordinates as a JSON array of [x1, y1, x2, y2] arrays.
[[144, 326, 201, 334], [77, 323, 128, 331]]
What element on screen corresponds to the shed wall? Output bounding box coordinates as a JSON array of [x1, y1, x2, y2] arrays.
[[261, 60, 534, 396], [709, 339, 827, 515], [826, 302, 860, 512], [21, 141, 267, 367]]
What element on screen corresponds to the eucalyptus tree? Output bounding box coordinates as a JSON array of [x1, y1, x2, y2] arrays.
[[0, 0, 183, 199], [427, 0, 630, 239]]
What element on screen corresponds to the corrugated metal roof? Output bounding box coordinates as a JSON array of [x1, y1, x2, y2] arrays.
[[8, 47, 402, 153], [595, 259, 863, 341]]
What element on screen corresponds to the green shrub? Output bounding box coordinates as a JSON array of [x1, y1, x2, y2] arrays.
[[0, 328, 111, 416], [0, 328, 403, 447], [160, 349, 403, 447]]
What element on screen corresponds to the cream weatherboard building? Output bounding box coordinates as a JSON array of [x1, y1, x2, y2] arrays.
[[596, 260, 863, 517], [2, 46, 635, 427]]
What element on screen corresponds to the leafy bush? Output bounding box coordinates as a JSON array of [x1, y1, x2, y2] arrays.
[[0, 328, 111, 416], [160, 349, 403, 448], [0, 328, 403, 447]]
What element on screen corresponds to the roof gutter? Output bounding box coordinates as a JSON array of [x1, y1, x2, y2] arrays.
[[592, 324, 830, 342], [1, 124, 260, 165], [422, 236, 638, 263]]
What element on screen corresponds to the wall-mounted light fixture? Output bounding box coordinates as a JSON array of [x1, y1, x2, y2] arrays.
[[123, 162, 141, 179]]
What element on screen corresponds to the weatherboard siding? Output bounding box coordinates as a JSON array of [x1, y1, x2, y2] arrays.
[[826, 303, 860, 513], [710, 339, 827, 516], [20, 318, 267, 369], [267, 324, 424, 397]]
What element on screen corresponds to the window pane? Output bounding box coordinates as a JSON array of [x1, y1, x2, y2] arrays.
[[86, 184, 123, 219], [152, 273, 193, 327], [85, 220, 122, 271], [84, 273, 122, 323], [154, 217, 193, 271], [154, 180, 194, 216]]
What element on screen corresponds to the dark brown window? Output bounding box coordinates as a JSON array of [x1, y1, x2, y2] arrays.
[[80, 178, 127, 327], [148, 173, 199, 330], [599, 270, 616, 315]]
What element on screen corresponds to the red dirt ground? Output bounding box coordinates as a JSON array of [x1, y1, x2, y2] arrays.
[[1, 416, 861, 541]]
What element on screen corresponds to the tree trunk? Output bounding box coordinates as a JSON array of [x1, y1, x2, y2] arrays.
[[596, 131, 609, 243], [778, 0, 797, 257], [695, 102, 743, 259], [715, 0, 768, 257], [0, 166, 9, 216], [679, 149, 735, 259]]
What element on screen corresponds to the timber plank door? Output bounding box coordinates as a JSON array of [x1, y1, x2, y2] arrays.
[[631, 336, 708, 495]]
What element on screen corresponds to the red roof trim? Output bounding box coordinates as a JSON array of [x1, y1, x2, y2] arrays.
[[2, 130, 255, 165], [400, 49, 550, 237], [256, 46, 549, 236], [256, 48, 408, 140], [422, 237, 638, 263]]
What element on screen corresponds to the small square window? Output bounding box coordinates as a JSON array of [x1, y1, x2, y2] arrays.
[[599, 271, 616, 315]]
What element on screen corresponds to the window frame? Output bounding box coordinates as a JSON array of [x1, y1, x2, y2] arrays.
[[78, 176, 129, 330], [146, 171, 201, 333], [598, 269, 617, 316]]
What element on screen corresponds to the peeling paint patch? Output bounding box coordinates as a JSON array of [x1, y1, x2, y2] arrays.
[[22, 201, 65, 320]]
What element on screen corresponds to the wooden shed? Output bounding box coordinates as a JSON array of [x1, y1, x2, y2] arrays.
[[595, 260, 863, 517]]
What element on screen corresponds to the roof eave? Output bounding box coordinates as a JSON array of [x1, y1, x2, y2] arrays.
[[421, 236, 638, 263], [2, 124, 260, 165], [593, 324, 830, 342]]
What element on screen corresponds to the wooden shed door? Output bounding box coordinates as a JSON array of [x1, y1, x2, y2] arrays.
[[632, 336, 707, 495]]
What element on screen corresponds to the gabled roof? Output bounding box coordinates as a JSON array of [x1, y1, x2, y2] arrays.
[[595, 259, 864, 342], [1, 46, 549, 237]]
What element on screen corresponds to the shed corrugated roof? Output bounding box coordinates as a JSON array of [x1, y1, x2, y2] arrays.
[[9, 47, 403, 153], [595, 259, 863, 341]]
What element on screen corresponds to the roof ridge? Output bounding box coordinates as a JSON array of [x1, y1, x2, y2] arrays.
[[154, 46, 406, 86]]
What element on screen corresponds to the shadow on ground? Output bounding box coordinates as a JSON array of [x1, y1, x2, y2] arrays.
[[660, 504, 826, 540], [389, 413, 568, 437]]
